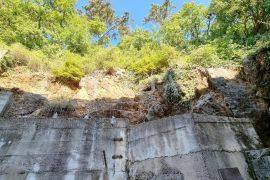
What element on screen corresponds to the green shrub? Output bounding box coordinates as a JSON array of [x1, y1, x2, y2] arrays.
[[9, 43, 46, 70], [184, 44, 220, 67], [0, 41, 8, 48], [43, 99, 76, 117], [118, 28, 154, 51], [131, 45, 177, 76], [212, 39, 245, 62], [82, 46, 130, 73], [9, 43, 34, 66], [0, 55, 13, 73], [164, 69, 182, 104], [52, 52, 85, 85], [41, 44, 64, 58], [253, 33, 270, 50]]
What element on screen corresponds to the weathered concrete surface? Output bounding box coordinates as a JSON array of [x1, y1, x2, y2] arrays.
[[128, 114, 263, 180], [245, 149, 270, 180], [0, 91, 12, 116], [0, 118, 128, 180], [0, 114, 266, 180]]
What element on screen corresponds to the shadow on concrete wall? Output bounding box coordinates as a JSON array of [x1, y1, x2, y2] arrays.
[[0, 68, 269, 147]]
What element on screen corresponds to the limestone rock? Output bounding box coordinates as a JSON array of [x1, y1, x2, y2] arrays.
[[73, 88, 89, 100], [146, 102, 165, 121], [78, 73, 135, 100], [192, 91, 233, 116]]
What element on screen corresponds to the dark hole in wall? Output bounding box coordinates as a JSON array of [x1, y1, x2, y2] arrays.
[[112, 155, 123, 159]]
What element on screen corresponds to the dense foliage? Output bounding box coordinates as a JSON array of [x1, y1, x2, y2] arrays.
[[0, 0, 269, 84], [164, 69, 182, 104], [52, 52, 85, 85]]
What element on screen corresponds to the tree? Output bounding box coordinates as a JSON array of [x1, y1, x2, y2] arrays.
[[164, 69, 182, 104], [0, 0, 37, 46], [210, 0, 270, 43], [144, 0, 175, 25], [85, 0, 130, 43], [85, 0, 114, 25], [177, 2, 207, 42], [0, 0, 106, 52], [118, 29, 154, 51], [160, 2, 207, 48]]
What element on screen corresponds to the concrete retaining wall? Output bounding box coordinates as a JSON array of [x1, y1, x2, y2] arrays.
[[128, 114, 263, 180], [0, 114, 265, 180], [0, 118, 128, 180]]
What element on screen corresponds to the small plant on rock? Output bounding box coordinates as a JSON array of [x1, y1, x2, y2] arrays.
[[43, 100, 76, 117], [164, 69, 182, 104], [0, 54, 13, 73], [53, 52, 85, 86]]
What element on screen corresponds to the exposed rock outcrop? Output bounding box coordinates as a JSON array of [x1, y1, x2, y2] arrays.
[[193, 68, 263, 118], [146, 102, 165, 121], [88, 86, 168, 124], [193, 48, 270, 146], [242, 47, 270, 100], [241, 47, 270, 147], [192, 91, 233, 116]]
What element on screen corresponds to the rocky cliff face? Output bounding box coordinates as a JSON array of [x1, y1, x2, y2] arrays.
[[193, 67, 266, 118], [242, 47, 270, 100], [0, 70, 182, 124], [241, 47, 270, 147], [192, 47, 270, 147]]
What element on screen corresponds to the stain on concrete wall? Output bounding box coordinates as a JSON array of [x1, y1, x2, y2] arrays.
[[0, 118, 128, 180], [128, 114, 263, 180]]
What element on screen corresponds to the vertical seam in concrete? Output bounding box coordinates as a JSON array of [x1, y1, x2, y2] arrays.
[[126, 122, 130, 180], [192, 113, 214, 180]]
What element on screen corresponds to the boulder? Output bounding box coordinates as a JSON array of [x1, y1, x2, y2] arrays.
[[146, 102, 165, 121], [192, 91, 233, 116]]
